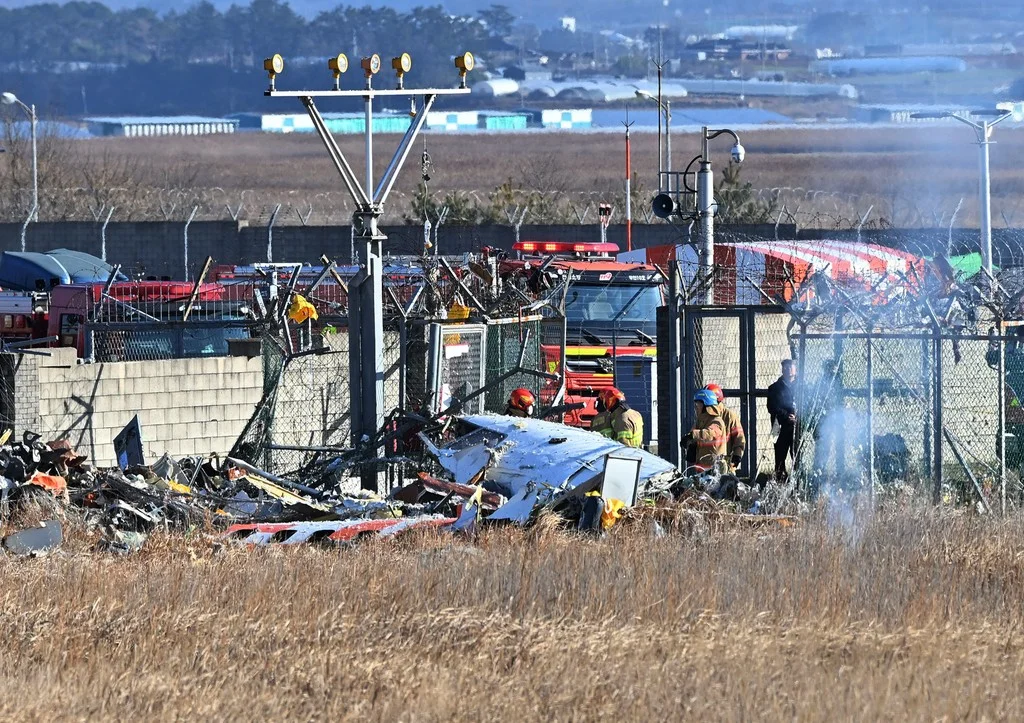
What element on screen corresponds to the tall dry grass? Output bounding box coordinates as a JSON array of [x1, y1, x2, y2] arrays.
[[11, 125, 1021, 228], [2, 503, 1024, 719]]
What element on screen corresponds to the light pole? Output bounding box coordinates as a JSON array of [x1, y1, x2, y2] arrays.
[[636, 89, 672, 178], [697, 126, 745, 304], [1, 91, 37, 221], [911, 109, 1011, 276]]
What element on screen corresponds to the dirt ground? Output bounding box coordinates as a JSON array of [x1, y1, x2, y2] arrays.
[[3, 504, 1024, 720]]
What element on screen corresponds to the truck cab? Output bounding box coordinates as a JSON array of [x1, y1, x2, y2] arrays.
[[500, 241, 664, 427]]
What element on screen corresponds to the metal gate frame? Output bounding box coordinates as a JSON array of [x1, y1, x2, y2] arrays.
[[681, 305, 788, 478], [426, 322, 488, 415]]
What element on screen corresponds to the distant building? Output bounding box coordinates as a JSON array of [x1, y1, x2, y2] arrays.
[[722, 25, 799, 41], [853, 104, 974, 124], [477, 111, 529, 131], [529, 108, 593, 129], [810, 56, 967, 76], [504, 65, 554, 82], [229, 112, 411, 134], [85, 116, 238, 138], [425, 111, 480, 132]]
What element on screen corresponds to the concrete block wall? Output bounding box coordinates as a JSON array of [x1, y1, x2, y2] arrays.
[[16, 348, 263, 466]]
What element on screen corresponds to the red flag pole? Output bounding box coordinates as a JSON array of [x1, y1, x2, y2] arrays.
[[624, 113, 634, 252]]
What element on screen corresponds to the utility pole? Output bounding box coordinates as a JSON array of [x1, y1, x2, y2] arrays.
[[1, 92, 38, 222], [697, 126, 745, 304], [911, 108, 1012, 276]]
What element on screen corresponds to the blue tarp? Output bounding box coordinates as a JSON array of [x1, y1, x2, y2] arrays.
[[0, 249, 123, 290]]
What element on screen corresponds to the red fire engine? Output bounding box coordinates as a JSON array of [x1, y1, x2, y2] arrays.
[[500, 241, 664, 428]]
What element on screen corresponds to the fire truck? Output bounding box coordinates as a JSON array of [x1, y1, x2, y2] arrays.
[[500, 241, 664, 428], [0, 291, 48, 343]]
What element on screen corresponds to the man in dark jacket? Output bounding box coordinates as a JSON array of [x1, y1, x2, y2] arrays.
[[767, 359, 798, 483]]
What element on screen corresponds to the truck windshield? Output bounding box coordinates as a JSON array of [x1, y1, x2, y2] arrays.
[[564, 284, 662, 324]]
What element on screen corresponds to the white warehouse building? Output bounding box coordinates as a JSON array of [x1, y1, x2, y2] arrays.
[[85, 116, 239, 138]]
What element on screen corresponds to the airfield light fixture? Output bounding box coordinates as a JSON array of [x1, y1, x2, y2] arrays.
[[392, 53, 412, 89], [328, 53, 349, 90], [361, 54, 382, 84], [455, 52, 474, 88], [263, 54, 284, 91]]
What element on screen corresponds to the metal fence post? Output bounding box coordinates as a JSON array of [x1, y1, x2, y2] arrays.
[[267, 203, 281, 263], [426, 322, 443, 414], [183, 206, 198, 281], [866, 327, 875, 499], [921, 337, 932, 482], [666, 260, 682, 468], [932, 328, 944, 503], [398, 316, 408, 410], [100, 206, 114, 263], [998, 324, 1007, 514]]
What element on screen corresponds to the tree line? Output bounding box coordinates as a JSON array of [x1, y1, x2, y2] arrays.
[[0, 0, 516, 116]]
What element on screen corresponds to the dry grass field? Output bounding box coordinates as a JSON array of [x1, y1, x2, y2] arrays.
[[4, 503, 1024, 720], [5, 125, 1024, 227]]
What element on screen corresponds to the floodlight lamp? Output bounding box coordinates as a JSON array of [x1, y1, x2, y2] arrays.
[[328, 53, 348, 90], [263, 54, 284, 90], [361, 54, 381, 78], [393, 53, 412, 74], [392, 53, 412, 88], [328, 54, 349, 76], [1, 92, 18, 106], [455, 52, 474, 88], [264, 54, 284, 76]]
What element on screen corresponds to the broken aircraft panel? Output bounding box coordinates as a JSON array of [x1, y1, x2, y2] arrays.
[[423, 414, 676, 507], [223, 514, 455, 546]]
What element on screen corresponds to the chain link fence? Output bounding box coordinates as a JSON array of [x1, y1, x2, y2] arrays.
[[785, 307, 1020, 509], [231, 313, 547, 477]]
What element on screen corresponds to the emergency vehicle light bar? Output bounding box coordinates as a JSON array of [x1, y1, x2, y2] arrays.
[[514, 241, 619, 254]]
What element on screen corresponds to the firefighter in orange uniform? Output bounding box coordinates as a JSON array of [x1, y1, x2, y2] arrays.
[[602, 387, 644, 448], [682, 388, 728, 471], [704, 382, 746, 471]]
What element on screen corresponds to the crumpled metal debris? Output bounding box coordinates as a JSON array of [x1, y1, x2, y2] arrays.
[[0, 405, 789, 557], [3, 520, 62, 557]]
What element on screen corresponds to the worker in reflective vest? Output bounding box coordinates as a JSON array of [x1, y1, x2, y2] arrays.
[[602, 387, 644, 448]]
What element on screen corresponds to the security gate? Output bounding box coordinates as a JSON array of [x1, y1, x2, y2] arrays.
[[659, 305, 789, 477]]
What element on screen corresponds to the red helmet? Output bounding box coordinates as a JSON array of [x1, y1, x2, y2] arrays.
[[600, 387, 626, 411], [705, 383, 725, 403], [509, 387, 536, 412]]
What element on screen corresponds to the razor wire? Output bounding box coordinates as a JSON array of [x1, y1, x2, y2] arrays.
[[7, 184, 1024, 230]]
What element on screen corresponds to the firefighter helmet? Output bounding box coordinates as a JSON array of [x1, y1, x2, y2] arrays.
[[704, 383, 725, 403], [509, 387, 536, 413], [694, 389, 718, 407], [601, 387, 626, 411]]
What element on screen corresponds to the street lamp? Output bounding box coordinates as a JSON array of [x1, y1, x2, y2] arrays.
[[636, 89, 672, 177], [911, 109, 1011, 277], [1, 91, 37, 222], [697, 126, 745, 304]]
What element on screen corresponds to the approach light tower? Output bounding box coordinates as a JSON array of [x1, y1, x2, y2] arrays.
[[262, 50, 473, 488]]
